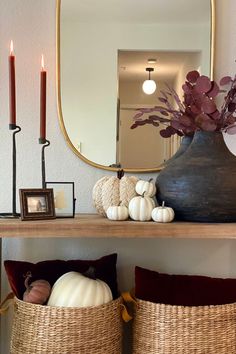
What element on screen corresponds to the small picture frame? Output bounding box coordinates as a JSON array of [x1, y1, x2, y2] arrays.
[[19, 189, 56, 221], [45, 182, 75, 218]]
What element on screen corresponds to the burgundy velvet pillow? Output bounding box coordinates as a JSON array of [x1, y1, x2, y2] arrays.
[[4, 253, 118, 300], [135, 266, 236, 306]]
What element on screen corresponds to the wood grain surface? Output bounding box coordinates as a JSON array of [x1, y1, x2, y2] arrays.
[[0, 214, 236, 238]]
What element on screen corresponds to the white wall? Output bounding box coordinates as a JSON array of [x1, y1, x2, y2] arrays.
[[0, 0, 236, 353]]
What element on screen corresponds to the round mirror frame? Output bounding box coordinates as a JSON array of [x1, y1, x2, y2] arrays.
[[56, 0, 216, 173]]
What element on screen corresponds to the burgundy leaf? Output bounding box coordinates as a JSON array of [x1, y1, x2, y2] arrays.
[[225, 124, 236, 134], [184, 94, 193, 106], [160, 91, 169, 99], [201, 100, 217, 114], [195, 114, 217, 131], [135, 120, 147, 126], [186, 70, 200, 83], [231, 88, 236, 95], [191, 89, 206, 107], [224, 114, 236, 125], [211, 110, 221, 120], [171, 119, 184, 130], [207, 81, 220, 98], [152, 122, 159, 127], [160, 129, 172, 138], [133, 112, 145, 120], [201, 120, 218, 131], [195, 76, 212, 93], [166, 126, 176, 134], [183, 127, 195, 134], [165, 83, 185, 111], [176, 130, 184, 137], [131, 123, 138, 129], [190, 104, 201, 114], [149, 115, 170, 123], [160, 110, 169, 116], [179, 115, 193, 127], [228, 102, 236, 112], [158, 97, 167, 103], [220, 76, 232, 86], [182, 83, 192, 94]]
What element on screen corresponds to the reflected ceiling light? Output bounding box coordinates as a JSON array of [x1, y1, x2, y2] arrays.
[[142, 67, 156, 95], [147, 58, 156, 64]]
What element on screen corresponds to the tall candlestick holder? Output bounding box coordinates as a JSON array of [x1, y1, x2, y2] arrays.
[[39, 138, 50, 189], [0, 124, 21, 218]]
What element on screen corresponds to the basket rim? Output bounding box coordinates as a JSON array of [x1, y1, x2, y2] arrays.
[[14, 295, 122, 310], [136, 297, 236, 310]]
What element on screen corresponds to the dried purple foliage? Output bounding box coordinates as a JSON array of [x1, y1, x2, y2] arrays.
[[132, 70, 236, 138]]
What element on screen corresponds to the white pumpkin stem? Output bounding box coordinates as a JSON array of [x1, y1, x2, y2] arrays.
[[162, 201, 165, 208], [141, 192, 146, 198], [148, 178, 153, 183], [84, 266, 96, 280]]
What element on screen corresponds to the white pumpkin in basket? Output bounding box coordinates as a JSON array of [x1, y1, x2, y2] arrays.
[[92, 172, 138, 216], [129, 193, 156, 221], [47, 268, 113, 307], [151, 201, 175, 223], [106, 204, 129, 221], [135, 178, 156, 197]]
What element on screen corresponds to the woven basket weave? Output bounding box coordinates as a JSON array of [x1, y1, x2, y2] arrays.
[[10, 296, 123, 354], [133, 298, 236, 354]]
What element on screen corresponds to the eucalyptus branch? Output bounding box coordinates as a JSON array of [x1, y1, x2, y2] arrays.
[[131, 70, 236, 138]]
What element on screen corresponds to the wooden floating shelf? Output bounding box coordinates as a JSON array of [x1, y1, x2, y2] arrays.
[[0, 214, 236, 239]]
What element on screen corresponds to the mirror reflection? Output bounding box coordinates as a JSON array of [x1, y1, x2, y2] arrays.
[[59, 0, 213, 171]]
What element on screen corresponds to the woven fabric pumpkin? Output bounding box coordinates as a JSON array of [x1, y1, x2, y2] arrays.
[[93, 171, 138, 216]]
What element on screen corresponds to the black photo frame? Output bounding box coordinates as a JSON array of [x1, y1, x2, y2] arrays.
[[19, 189, 56, 221]]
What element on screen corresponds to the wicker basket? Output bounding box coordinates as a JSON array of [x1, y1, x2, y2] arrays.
[[10, 296, 123, 354], [133, 298, 236, 354]]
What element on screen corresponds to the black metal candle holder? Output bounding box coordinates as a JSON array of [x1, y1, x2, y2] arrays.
[[39, 138, 50, 189], [0, 124, 21, 218]]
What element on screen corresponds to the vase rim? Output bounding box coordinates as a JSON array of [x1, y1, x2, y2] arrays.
[[194, 130, 222, 135]]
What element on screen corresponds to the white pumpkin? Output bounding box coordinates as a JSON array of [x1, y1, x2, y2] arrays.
[[92, 174, 138, 216], [106, 205, 129, 221], [135, 178, 156, 197], [129, 194, 156, 221], [151, 201, 175, 223], [47, 271, 113, 308]]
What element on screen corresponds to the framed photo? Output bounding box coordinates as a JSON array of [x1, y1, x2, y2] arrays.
[[19, 189, 56, 221], [45, 182, 75, 218]]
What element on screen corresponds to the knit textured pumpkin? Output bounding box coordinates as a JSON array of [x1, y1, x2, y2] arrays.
[[92, 171, 138, 216]]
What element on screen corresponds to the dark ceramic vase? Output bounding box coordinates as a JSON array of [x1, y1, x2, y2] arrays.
[[161, 135, 193, 168], [156, 131, 236, 222]]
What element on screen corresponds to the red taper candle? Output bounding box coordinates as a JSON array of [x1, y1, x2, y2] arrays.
[[9, 40, 16, 128], [40, 54, 47, 143]]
